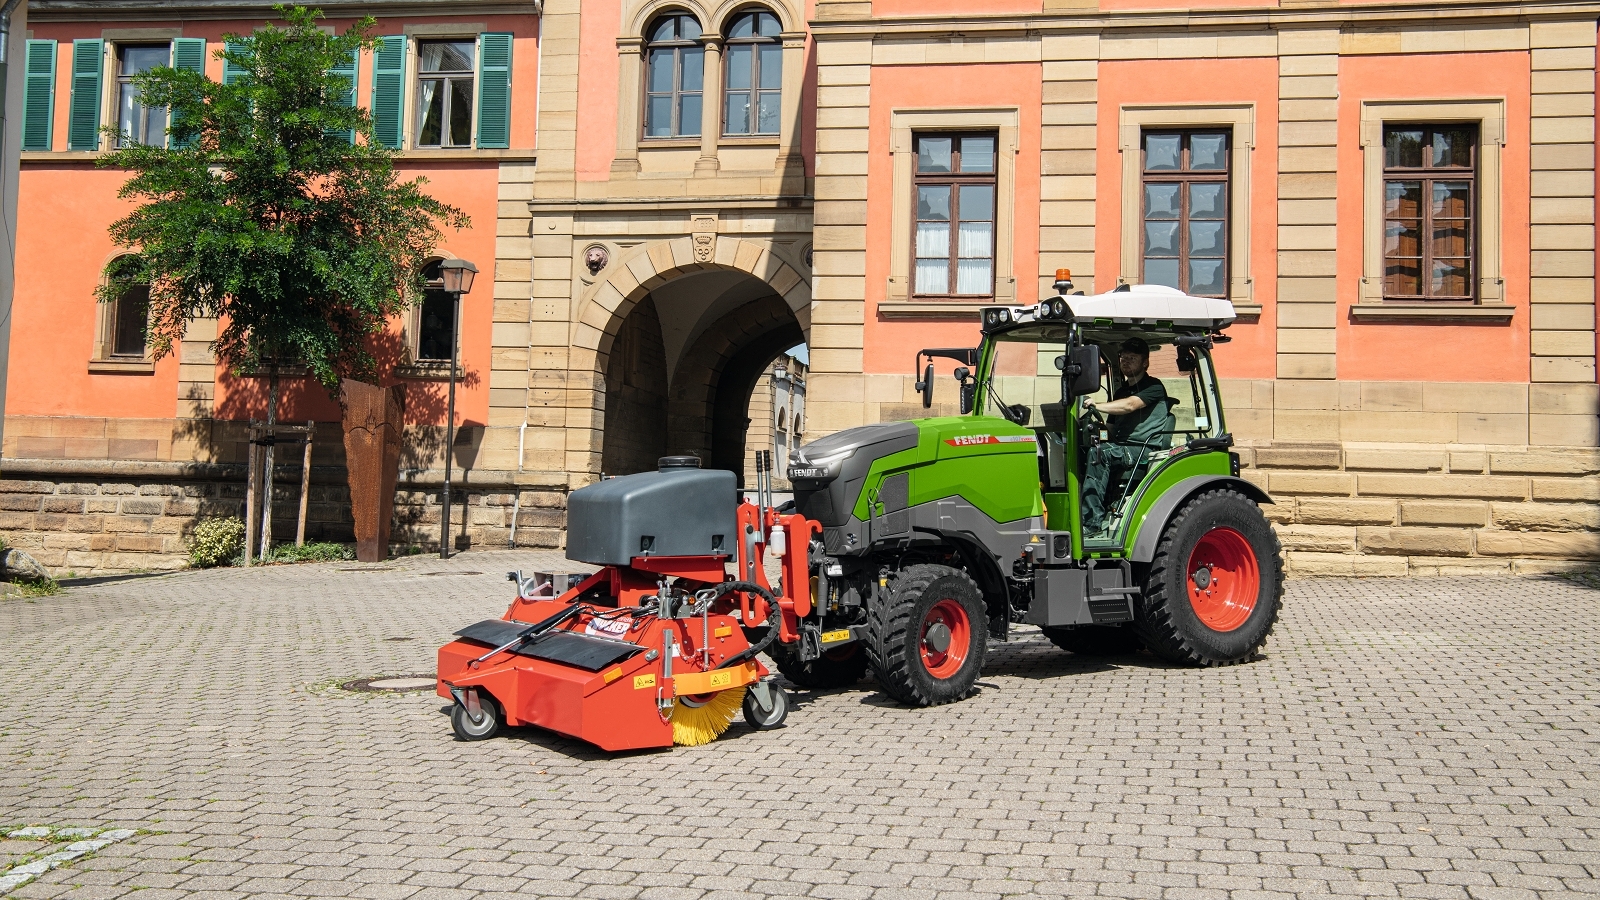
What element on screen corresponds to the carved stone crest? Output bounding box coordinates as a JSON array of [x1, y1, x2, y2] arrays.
[[693, 233, 715, 263], [584, 244, 609, 275]]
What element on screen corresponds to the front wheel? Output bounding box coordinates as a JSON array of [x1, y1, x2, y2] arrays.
[[866, 564, 987, 707], [1136, 489, 1283, 666]]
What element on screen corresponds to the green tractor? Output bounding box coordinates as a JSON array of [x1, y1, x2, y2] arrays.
[[780, 272, 1283, 705]]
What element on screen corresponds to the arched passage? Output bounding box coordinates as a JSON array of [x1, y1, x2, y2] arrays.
[[575, 237, 809, 481]]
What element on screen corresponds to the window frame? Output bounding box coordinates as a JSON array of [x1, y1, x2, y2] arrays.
[[721, 8, 781, 137], [114, 42, 171, 149], [642, 12, 704, 142], [90, 254, 154, 373], [412, 38, 477, 150], [1138, 129, 1232, 299], [1357, 99, 1507, 314], [1379, 123, 1478, 304], [909, 131, 1000, 301]]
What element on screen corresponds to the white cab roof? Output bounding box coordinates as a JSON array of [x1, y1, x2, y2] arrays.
[[1066, 284, 1236, 329]]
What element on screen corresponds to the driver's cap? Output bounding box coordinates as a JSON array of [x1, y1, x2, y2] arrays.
[[1120, 336, 1151, 355]]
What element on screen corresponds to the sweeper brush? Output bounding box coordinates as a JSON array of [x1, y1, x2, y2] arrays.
[[437, 453, 807, 751]]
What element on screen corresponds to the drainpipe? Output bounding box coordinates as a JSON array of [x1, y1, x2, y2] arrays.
[[0, 0, 27, 460]]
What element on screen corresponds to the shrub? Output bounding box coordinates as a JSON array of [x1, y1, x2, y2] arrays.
[[189, 518, 246, 568], [266, 542, 354, 563]]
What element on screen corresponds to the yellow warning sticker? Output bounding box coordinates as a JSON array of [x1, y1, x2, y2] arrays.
[[603, 667, 623, 683], [714, 626, 733, 638], [708, 670, 733, 688], [633, 674, 656, 690], [820, 629, 851, 644]]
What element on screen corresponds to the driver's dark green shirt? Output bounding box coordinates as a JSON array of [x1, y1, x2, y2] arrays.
[[1107, 374, 1168, 444]]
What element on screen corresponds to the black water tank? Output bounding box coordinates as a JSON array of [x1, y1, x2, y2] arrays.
[[566, 465, 736, 567]]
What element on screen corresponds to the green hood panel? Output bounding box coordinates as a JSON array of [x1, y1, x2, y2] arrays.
[[849, 415, 1044, 526]]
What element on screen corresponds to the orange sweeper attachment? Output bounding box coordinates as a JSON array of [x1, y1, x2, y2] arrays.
[[436, 453, 817, 751]]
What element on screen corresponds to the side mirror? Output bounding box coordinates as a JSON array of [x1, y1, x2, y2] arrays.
[[1066, 346, 1101, 397], [915, 362, 935, 408], [954, 367, 974, 415]]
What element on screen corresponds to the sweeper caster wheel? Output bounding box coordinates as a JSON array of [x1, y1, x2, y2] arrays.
[[742, 683, 790, 730], [450, 691, 502, 741]]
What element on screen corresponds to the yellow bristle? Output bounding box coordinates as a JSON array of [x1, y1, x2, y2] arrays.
[[670, 687, 746, 747]]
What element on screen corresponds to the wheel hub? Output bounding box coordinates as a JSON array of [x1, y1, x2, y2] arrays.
[[924, 622, 951, 653], [1191, 566, 1212, 590]]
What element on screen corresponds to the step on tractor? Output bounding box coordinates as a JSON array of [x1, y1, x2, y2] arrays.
[[436, 271, 1283, 750]]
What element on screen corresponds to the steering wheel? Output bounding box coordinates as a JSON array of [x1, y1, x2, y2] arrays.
[[1079, 403, 1106, 449]]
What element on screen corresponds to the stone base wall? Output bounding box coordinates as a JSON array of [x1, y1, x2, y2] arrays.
[[0, 462, 567, 576], [1241, 445, 1600, 576]]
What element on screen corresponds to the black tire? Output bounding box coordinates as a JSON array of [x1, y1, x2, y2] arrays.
[[865, 564, 987, 707], [742, 683, 790, 729], [449, 691, 502, 741], [768, 639, 869, 689], [1135, 488, 1284, 666], [1041, 624, 1142, 656]]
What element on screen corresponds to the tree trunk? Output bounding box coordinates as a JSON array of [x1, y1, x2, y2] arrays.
[[260, 371, 279, 562]]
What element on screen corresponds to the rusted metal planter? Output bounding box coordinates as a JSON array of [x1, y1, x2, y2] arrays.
[[340, 379, 406, 563]]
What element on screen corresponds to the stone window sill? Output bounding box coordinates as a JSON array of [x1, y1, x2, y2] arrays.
[[639, 138, 702, 149], [88, 358, 155, 374], [396, 148, 537, 161], [1349, 303, 1515, 323], [1231, 303, 1263, 317], [878, 301, 992, 319], [395, 362, 462, 380]]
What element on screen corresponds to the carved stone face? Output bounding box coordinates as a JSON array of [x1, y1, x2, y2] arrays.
[[584, 245, 609, 274]]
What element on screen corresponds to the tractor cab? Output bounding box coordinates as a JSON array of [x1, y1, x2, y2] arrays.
[[967, 275, 1237, 555]]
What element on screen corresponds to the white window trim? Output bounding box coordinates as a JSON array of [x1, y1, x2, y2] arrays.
[[404, 33, 485, 151], [1357, 98, 1506, 307], [1118, 103, 1255, 307], [886, 107, 1020, 305]]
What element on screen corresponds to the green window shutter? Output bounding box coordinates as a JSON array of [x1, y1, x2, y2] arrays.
[[327, 48, 358, 146], [66, 39, 103, 151], [21, 40, 56, 152], [370, 35, 406, 150], [170, 37, 207, 149], [221, 39, 248, 85], [475, 32, 512, 149]]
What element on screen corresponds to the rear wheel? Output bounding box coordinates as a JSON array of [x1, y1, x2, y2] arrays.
[[866, 564, 986, 706], [768, 639, 869, 689], [1041, 624, 1142, 656], [1135, 489, 1283, 666]]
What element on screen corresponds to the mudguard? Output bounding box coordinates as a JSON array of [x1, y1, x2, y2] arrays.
[[1128, 475, 1272, 563]]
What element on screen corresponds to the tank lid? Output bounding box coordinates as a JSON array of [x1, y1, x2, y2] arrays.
[[657, 455, 702, 471]]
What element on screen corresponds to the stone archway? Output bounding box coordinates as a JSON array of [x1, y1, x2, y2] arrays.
[[571, 236, 809, 481]]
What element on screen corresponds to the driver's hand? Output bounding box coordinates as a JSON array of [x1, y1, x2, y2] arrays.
[[1083, 398, 1096, 410]]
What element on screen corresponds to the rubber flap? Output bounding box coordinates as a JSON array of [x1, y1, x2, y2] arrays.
[[519, 631, 643, 671]]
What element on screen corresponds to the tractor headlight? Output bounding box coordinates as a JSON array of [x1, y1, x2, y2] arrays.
[[788, 447, 852, 483]]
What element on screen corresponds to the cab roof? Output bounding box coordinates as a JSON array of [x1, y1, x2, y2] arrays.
[[981, 284, 1237, 334]]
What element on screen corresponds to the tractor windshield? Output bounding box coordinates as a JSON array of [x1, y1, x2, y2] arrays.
[[982, 325, 1073, 425]]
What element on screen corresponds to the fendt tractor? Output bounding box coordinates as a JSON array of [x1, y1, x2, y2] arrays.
[[436, 271, 1283, 751]]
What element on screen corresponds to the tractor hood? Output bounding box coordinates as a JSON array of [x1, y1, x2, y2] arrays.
[[788, 421, 919, 528]]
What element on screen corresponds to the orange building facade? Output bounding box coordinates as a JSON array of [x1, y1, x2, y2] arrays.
[[2, 0, 1598, 575]]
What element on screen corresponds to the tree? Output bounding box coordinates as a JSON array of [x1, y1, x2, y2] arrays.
[[97, 5, 468, 412]]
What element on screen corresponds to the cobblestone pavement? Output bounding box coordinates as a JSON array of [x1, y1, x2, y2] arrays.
[[1, 552, 1597, 900]]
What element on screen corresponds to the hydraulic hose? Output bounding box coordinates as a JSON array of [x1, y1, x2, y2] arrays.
[[706, 580, 779, 669]]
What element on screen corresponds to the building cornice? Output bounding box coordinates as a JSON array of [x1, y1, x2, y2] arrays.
[[28, 0, 541, 23], [809, 0, 1600, 38]]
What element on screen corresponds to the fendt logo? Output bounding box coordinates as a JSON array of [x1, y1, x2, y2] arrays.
[[944, 435, 1036, 447]]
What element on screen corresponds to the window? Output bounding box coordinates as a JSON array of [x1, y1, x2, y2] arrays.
[[415, 40, 475, 149], [1382, 124, 1476, 301], [912, 133, 997, 298], [644, 14, 703, 138], [414, 261, 457, 361], [98, 255, 149, 361], [117, 45, 170, 147], [1140, 130, 1228, 297], [723, 9, 780, 136]]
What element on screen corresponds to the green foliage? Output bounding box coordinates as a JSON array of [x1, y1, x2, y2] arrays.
[[15, 577, 61, 597], [189, 517, 246, 568], [97, 5, 468, 389], [265, 541, 354, 563]]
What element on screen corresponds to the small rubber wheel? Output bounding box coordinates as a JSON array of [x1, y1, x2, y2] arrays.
[[742, 684, 790, 730], [450, 691, 502, 741], [1136, 489, 1284, 666], [1041, 624, 1142, 656], [768, 638, 869, 689], [865, 564, 987, 707]]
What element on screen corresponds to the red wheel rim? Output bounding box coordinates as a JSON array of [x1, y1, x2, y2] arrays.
[[1186, 527, 1260, 632], [920, 598, 972, 679]]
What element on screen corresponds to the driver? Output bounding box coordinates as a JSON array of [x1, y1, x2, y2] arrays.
[[1081, 336, 1169, 534]]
